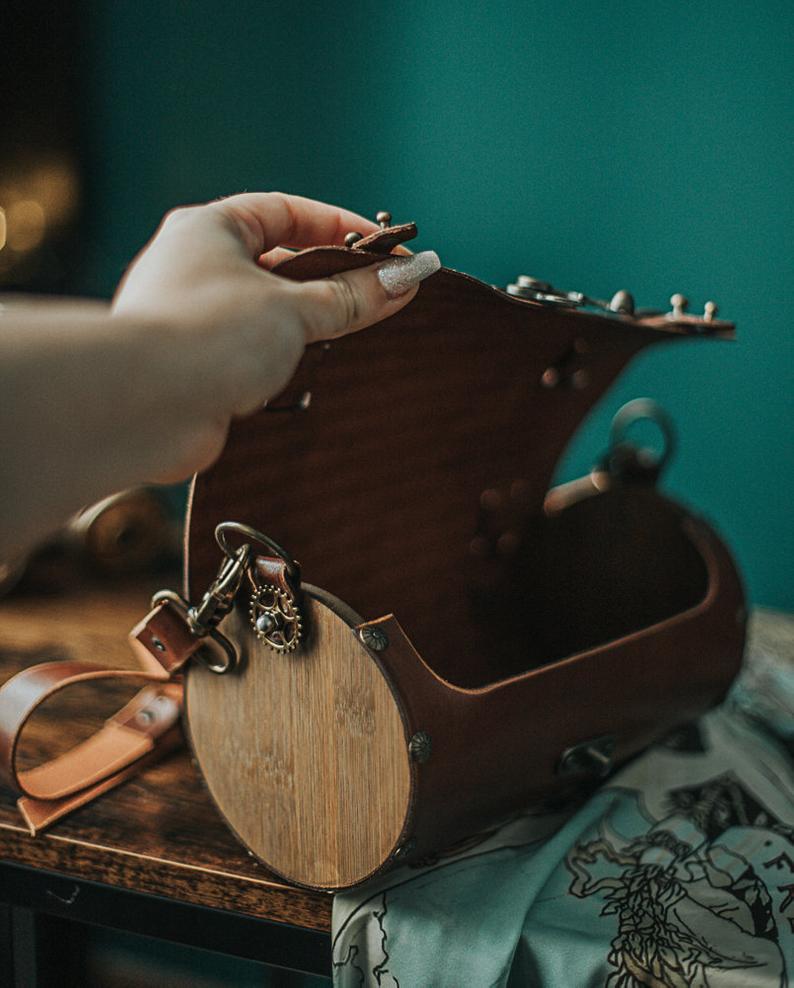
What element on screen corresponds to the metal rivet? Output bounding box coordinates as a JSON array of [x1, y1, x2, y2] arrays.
[[517, 275, 552, 291], [572, 369, 590, 390], [255, 613, 276, 635], [704, 300, 718, 322], [608, 290, 635, 315], [670, 293, 688, 319], [393, 838, 416, 860], [137, 709, 155, 725], [480, 488, 503, 511], [497, 531, 520, 556], [469, 536, 490, 556], [510, 479, 532, 504], [558, 735, 615, 778], [344, 231, 363, 247], [375, 210, 392, 228], [359, 626, 389, 651], [541, 367, 560, 388], [151, 637, 166, 652], [408, 730, 432, 763]]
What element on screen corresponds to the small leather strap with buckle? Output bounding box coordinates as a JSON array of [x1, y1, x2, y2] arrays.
[[0, 600, 199, 834], [0, 524, 302, 835]]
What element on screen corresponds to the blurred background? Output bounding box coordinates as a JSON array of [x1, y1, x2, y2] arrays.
[[1, 1, 791, 600]]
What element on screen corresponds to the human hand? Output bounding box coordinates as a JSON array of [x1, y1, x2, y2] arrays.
[[1, 193, 442, 557], [112, 193, 439, 479]]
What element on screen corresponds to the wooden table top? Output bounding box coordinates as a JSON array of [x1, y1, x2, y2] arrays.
[[0, 577, 332, 933]]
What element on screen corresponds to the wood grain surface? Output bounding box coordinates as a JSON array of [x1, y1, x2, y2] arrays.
[[0, 579, 332, 932], [186, 589, 411, 890]]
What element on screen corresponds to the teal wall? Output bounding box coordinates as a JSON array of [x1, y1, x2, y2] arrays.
[[81, 1, 793, 609]]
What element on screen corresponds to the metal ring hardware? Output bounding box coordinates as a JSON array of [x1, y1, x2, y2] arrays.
[[215, 522, 300, 585], [605, 398, 676, 483]]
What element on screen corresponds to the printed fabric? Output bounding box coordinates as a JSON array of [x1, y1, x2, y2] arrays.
[[332, 610, 794, 987]]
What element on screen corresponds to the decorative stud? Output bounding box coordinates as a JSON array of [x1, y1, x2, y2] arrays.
[[496, 531, 520, 556], [375, 211, 392, 228], [558, 735, 616, 778], [344, 231, 363, 247], [250, 586, 302, 653], [151, 637, 166, 652], [669, 293, 688, 320], [393, 838, 416, 860], [408, 730, 433, 763], [571, 369, 590, 390], [359, 625, 389, 651], [480, 488, 503, 511], [703, 300, 718, 322], [255, 612, 276, 635], [517, 275, 553, 291], [608, 290, 635, 315], [469, 536, 490, 556], [541, 367, 561, 388]]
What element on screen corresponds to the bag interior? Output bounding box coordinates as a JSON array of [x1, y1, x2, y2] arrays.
[[419, 482, 710, 689]]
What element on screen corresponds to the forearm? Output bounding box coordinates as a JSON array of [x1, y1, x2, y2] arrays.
[[0, 193, 438, 563], [0, 302, 218, 561]]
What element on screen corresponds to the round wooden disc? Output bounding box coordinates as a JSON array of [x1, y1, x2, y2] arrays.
[[184, 587, 411, 890]]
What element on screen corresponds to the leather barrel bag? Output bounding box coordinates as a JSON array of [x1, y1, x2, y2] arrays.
[[0, 219, 747, 891]]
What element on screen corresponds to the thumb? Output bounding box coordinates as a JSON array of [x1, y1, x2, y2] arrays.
[[288, 251, 441, 344]]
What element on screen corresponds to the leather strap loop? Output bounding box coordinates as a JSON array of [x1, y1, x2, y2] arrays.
[[253, 556, 299, 597], [352, 222, 417, 254], [0, 600, 200, 834]]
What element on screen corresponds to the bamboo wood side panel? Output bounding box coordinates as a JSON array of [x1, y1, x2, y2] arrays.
[[185, 590, 411, 889]]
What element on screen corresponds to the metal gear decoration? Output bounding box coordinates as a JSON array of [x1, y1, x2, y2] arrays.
[[249, 585, 302, 653]]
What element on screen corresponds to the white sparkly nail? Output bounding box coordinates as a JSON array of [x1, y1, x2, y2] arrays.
[[377, 251, 441, 299]]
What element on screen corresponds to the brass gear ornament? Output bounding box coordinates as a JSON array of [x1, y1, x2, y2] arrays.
[[249, 585, 303, 653]]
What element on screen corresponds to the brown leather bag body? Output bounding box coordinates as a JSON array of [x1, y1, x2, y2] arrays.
[[181, 222, 746, 889], [0, 221, 745, 891]]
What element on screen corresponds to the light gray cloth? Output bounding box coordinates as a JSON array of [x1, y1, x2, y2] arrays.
[[332, 610, 794, 987]]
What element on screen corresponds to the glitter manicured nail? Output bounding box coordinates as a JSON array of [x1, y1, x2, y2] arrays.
[[377, 251, 441, 299]]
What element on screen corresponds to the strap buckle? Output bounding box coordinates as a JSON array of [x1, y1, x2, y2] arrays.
[[189, 544, 251, 636], [150, 589, 239, 675]]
